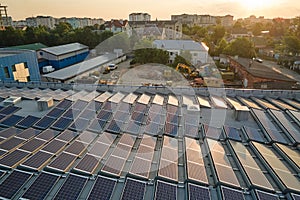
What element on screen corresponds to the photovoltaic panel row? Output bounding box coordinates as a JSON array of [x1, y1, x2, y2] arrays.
[[0, 170, 32, 199], [158, 136, 178, 181], [36, 129, 60, 142], [21, 172, 60, 200], [97, 110, 112, 121], [223, 126, 242, 141], [87, 176, 117, 200], [164, 122, 179, 136], [53, 174, 88, 200], [130, 135, 156, 178], [46, 107, 65, 119], [243, 126, 266, 143], [252, 142, 300, 192], [102, 134, 135, 176], [102, 101, 118, 112], [15, 115, 40, 129], [133, 103, 148, 114], [155, 180, 177, 200], [203, 124, 223, 140], [0, 115, 24, 127], [185, 137, 208, 184], [252, 109, 288, 144], [275, 143, 300, 172], [125, 120, 141, 135], [71, 99, 89, 110], [19, 138, 47, 153], [206, 138, 240, 187], [51, 117, 73, 131], [118, 102, 132, 113], [69, 118, 90, 132], [33, 116, 56, 130], [76, 130, 97, 144], [42, 139, 67, 154], [269, 109, 300, 144], [188, 183, 211, 200], [252, 97, 280, 110], [21, 150, 54, 171], [0, 127, 22, 139], [47, 152, 78, 173], [63, 108, 82, 120], [106, 120, 124, 134], [266, 98, 297, 111], [0, 105, 21, 115], [113, 111, 130, 122], [55, 130, 78, 143], [144, 121, 162, 136], [86, 100, 102, 112], [55, 99, 73, 110], [0, 136, 26, 151], [64, 140, 88, 156], [120, 178, 146, 200], [255, 190, 279, 200], [88, 119, 107, 133], [184, 123, 199, 138], [221, 186, 245, 200], [229, 140, 274, 191]]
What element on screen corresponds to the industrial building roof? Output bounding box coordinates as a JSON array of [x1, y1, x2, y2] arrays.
[[153, 40, 209, 51], [43, 53, 117, 81], [6, 43, 48, 51], [41, 42, 88, 56], [231, 57, 296, 82], [0, 82, 299, 200]]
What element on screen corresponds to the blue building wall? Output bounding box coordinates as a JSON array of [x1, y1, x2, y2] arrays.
[[38, 51, 89, 70], [0, 50, 41, 82]]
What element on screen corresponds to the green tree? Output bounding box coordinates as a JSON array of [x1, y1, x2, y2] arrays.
[[252, 23, 263, 36], [284, 36, 300, 56], [224, 37, 256, 58], [214, 38, 228, 56], [134, 48, 169, 64], [211, 25, 226, 44]]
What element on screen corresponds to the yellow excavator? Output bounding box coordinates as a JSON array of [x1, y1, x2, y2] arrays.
[[175, 63, 201, 80]]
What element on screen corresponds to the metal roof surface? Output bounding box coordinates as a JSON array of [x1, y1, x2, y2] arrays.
[[41, 42, 88, 56]]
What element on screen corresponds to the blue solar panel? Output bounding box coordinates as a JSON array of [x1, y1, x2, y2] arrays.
[[265, 128, 288, 144], [51, 117, 73, 131], [221, 186, 245, 200], [33, 116, 56, 130], [16, 115, 40, 129], [79, 109, 97, 120], [102, 102, 118, 111], [165, 122, 178, 136], [86, 101, 102, 111], [0, 127, 22, 138], [113, 111, 130, 122], [224, 126, 242, 141], [0, 170, 32, 199], [62, 109, 82, 120], [145, 122, 161, 135], [134, 103, 148, 113], [106, 120, 123, 134], [22, 172, 60, 200], [46, 107, 65, 118], [118, 103, 132, 112], [147, 113, 163, 125], [149, 104, 163, 113], [188, 183, 211, 200], [203, 125, 223, 140], [121, 178, 146, 200], [87, 176, 117, 200], [0, 115, 24, 127], [69, 117, 90, 132], [155, 180, 177, 200], [97, 110, 112, 121], [72, 100, 88, 110], [88, 119, 107, 133], [56, 99, 72, 110], [131, 111, 145, 123], [184, 124, 199, 138], [126, 121, 141, 135], [256, 190, 279, 200], [166, 113, 179, 124], [0, 106, 20, 115], [243, 126, 266, 143], [54, 174, 88, 200]]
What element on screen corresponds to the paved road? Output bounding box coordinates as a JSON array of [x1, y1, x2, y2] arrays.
[[263, 60, 300, 82]]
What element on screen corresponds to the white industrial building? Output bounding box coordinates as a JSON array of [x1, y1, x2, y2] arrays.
[[153, 40, 209, 65]]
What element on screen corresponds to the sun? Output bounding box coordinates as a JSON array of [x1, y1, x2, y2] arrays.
[[238, 0, 274, 10]]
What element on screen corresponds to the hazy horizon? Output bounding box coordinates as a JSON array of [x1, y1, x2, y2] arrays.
[[1, 0, 300, 21]]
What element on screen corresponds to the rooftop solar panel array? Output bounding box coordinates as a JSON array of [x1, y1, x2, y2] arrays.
[[0, 85, 299, 199], [252, 142, 300, 192], [207, 138, 240, 187]]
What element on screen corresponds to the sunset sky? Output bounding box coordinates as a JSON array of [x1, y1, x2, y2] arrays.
[[1, 0, 299, 20]]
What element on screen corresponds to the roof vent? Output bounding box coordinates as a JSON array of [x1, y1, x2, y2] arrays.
[[3, 96, 22, 106], [37, 97, 54, 111], [187, 104, 200, 114]]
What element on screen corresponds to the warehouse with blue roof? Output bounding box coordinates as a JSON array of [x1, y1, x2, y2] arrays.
[[38, 42, 89, 70]]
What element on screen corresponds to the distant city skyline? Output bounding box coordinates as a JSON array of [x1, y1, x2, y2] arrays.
[[1, 0, 300, 21]]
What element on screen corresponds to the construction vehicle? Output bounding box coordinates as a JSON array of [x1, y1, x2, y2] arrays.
[[175, 63, 201, 80]]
